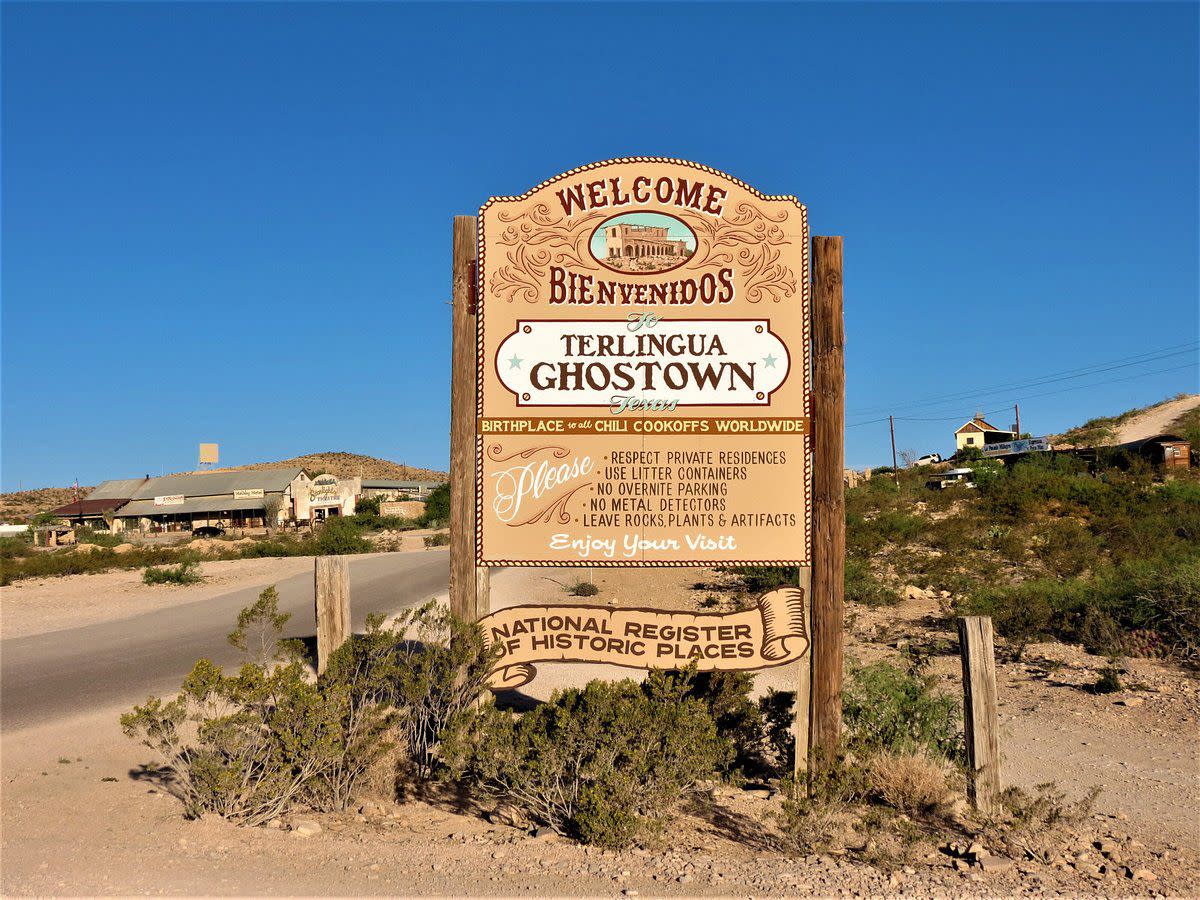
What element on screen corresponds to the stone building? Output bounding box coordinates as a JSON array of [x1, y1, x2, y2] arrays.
[[603, 223, 691, 261]]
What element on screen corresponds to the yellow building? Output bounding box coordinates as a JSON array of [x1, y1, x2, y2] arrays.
[[955, 414, 1015, 452]]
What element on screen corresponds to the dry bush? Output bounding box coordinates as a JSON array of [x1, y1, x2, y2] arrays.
[[866, 750, 954, 817]]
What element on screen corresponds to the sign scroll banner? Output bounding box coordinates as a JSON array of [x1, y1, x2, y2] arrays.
[[480, 588, 808, 689], [477, 158, 811, 567]]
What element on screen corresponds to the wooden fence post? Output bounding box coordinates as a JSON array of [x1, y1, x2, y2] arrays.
[[809, 235, 846, 773], [450, 215, 490, 622], [958, 615, 1001, 815], [315, 556, 350, 674]]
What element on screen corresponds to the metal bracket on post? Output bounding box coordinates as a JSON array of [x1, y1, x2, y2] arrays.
[[467, 260, 478, 315]]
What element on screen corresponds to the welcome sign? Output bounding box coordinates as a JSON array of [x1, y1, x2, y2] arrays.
[[477, 158, 811, 566]]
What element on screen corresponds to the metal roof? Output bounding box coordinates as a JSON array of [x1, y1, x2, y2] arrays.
[[126, 468, 305, 501], [116, 496, 278, 518], [86, 478, 149, 500], [50, 498, 129, 517]]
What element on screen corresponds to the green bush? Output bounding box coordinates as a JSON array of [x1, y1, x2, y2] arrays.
[[419, 483, 450, 527], [566, 579, 599, 597], [313, 517, 371, 555], [382, 603, 497, 782], [842, 660, 963, 762], [845, 558, 901, 606], [121, 587, 393, 823], [961, 555, 1200, 659], [424, 531, 450, 548], [355, 495, 381, 516], [75, 527, 122, 548], [444, 671, 727, 847], [0, 535, 33, 558], [142, 560, 204, 585], [720, 565, 797, 593]]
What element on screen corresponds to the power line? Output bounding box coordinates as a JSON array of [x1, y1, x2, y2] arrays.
[[844, 363, 1196, 431], [848, 341, 1198, 416]]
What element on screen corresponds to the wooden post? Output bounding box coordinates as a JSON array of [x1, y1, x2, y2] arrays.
[[314, 556, 350, 674], [793, 565, 812, 782], [1014, 403, 1021, 438], [809, 235, 845, 772], [958, 615, 1001, 815], [450, 215, 490, 622], [889, 414, 899, 484]]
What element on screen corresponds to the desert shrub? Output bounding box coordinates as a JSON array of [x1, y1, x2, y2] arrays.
[[865, 750, 953, 816], [565, 579, 599, 597], [842, 660, 962, 762], [355, 495, 381, 516], [998, 781, 1100, 834], [0, 535, 33, 558], [419, 483, 450, 527], [423, 531, 450, 548], [238, 535, 314, 558], [1091, 666, 1122, 693], [385, 602, 497, 782], [0, 544, 184, 585], [75, 527, 122, 547], [121, 587, 394, 824], [444, 671, 726, 847], [313, 517, 372, 555], [962, 554, 1200, 659], [1035, 518, 1101, 577], [721, 565, 797, 593], [845, 558, 901, 606], [143, 560, 204, 585]]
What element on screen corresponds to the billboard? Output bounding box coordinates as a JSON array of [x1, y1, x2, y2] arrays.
[[476, 159, 810, 567], [198, 443, 219, 465]]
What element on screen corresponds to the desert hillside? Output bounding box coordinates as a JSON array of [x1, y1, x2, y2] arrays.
[[1054, 393, 1199, 448], [0, 487, 83, 522], [203, 451, 447, 482], [0, 452, 446, 522]]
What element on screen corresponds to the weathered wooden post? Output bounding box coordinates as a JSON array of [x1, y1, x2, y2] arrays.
[[450, 214, 490, 623], [314, 555, 350, 674], [958, 615, 1001, 815], [809, 235, 846, 774]]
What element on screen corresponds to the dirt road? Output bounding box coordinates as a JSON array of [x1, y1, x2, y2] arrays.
[[1114, 393, 1199, 443], [1, 549, 448, 731]]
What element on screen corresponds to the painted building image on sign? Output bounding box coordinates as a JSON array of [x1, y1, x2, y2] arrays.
[[477, 159, 811, 566]]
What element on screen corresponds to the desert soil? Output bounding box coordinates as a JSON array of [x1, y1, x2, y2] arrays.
[[1113, 394, 1200, 444], [2, 565, 1197, 897]]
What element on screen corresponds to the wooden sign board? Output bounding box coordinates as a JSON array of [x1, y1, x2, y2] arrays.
[[484, 588, 808, 688], [476, 158, 811, 568]]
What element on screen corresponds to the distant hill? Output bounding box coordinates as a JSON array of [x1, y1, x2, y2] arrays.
[[0, 487, 83, 522], [0, 452, 447, 521], [204, 451, 447, 482]]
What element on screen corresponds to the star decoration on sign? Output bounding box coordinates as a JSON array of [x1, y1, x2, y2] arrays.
[[762, 354, 778, 368], [508, 355, 523, 370]]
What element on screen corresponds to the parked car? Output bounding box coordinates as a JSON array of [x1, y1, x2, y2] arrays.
[[192, 525, 225, 537], [913, 452, 942, 467]]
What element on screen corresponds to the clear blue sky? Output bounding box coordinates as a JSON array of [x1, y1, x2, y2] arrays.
[[3, 2, 1197, 490]]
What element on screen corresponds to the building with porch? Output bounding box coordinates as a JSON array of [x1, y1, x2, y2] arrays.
[[112, 468, 311, 533], [954, 414, 1016, 452]]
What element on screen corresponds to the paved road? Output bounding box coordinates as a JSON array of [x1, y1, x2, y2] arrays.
[[0, 549, 449, 732]]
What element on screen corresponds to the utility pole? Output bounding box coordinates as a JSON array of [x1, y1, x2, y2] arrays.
[[1014, 403, 1022, 439], [889, 415, 899, 484]]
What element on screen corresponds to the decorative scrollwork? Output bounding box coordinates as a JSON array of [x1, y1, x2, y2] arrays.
[[489, 205, 607, 303], [487, 444, 570, 463], [509, 483, 591, 527], [689, 202, 798, 303]]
